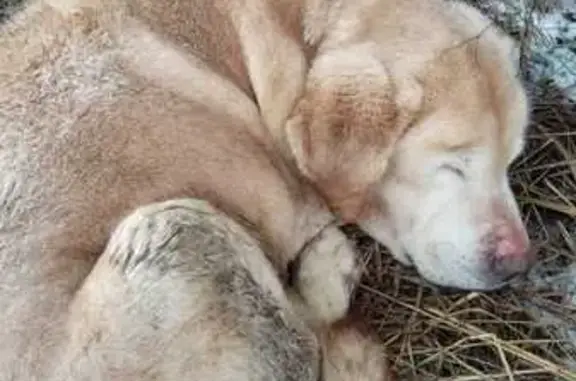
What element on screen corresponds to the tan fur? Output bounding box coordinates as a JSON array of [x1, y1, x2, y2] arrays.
[[0, 0, 529, 378]]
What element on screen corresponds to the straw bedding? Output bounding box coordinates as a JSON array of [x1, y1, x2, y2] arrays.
[[0, 0, 575, 379]]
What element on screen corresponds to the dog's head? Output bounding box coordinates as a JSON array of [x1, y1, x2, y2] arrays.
[[287, 0, 532, 291]]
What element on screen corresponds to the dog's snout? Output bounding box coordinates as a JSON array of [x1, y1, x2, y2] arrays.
[[489, 223, 534, 277]]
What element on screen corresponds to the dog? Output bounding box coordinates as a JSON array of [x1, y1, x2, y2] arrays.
[[0, 0, 531, 378]]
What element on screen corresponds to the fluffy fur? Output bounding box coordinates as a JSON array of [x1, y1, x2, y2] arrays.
[[0, 0, 530, 378]]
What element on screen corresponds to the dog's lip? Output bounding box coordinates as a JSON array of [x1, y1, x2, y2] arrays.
[[404, 255, 515, 294], [421, 276, 513, 295], [403, 249, 415, 267], [401, 245, 520, 293], [390, 244, 415, 267]]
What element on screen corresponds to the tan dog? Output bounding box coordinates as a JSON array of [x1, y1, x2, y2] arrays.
[[0, 0, 530, 378]]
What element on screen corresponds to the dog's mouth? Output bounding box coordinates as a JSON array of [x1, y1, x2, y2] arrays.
[[399, 246, 522, 294], [418, 272, 517, 295]]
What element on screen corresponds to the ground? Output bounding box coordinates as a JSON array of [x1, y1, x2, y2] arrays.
[[1, 0, 575, 380]]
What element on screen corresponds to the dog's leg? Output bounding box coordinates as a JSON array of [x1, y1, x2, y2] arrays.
[[56, 199, 320, 381], [292, 226, 362, 325]]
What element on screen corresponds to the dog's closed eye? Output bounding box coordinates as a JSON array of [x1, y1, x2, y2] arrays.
[[440, 164, 466, 179]]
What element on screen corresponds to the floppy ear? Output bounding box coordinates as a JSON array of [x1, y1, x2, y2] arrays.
[[286, 48, 423, 223], [224, 1, 310, 140]]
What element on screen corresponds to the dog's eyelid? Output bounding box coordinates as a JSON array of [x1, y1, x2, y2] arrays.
[[439, 163, 466, 178]]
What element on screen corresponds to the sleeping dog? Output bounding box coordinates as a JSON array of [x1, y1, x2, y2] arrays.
[[0, 0, 531, 378]]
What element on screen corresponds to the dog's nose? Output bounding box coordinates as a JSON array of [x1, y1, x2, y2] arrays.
[[491, 225, 534, 277]]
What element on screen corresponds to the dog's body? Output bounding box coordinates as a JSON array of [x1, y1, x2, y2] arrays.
[[1, 1, 370, 378], [1, 0, 531, 378]]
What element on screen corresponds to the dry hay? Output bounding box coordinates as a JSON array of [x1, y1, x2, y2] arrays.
[[351, 1, 576, 380]]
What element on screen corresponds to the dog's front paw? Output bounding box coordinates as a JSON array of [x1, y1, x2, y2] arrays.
[[294, 226, 361, 325]]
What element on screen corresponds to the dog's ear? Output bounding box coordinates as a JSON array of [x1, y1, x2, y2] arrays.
[[286, 48, 423, 223]]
